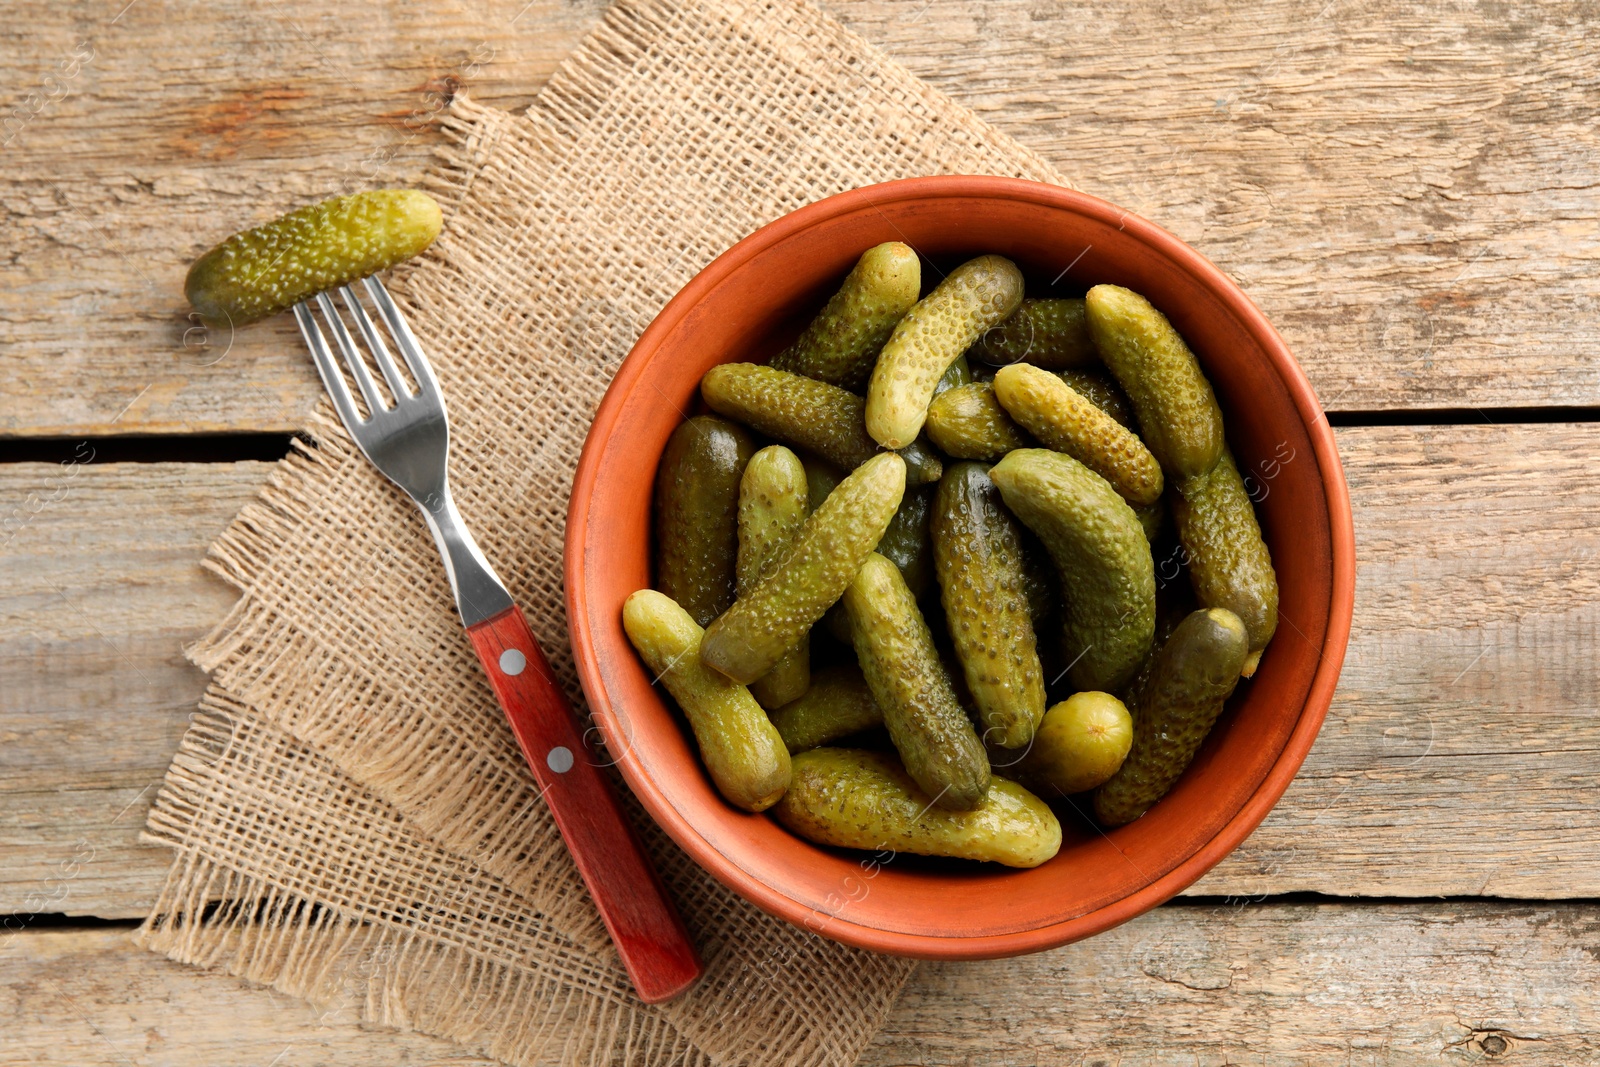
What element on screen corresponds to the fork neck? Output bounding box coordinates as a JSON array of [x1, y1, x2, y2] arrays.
[[416, 486, 515, 627]]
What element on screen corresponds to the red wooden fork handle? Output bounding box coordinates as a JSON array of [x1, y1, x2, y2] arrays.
[[466, 605, 702, 1004]]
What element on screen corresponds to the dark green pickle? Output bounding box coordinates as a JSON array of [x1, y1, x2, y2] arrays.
[[653, 415, 756, 626]]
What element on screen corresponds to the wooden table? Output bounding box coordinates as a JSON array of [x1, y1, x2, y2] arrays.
[[4, 0, 1597, 1062]]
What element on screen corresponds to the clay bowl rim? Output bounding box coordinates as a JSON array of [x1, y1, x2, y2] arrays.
[[566, 175, 1355, 960]]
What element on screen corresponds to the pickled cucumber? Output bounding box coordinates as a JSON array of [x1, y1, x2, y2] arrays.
[[993, 364, 1164, 507], [1171, 448, 1278, 676], [775, 749, 1058, 867], [1135, 495, 1169, 547], [775, 748, 1059, 868], [972, 297, 1097, 370], [933, 354, 973, 398], [1058, 369, 1136, 430], [702, 363, 942, 485], [702, 453, 906, 683], [989, 449, 1155, 693], [770, 242, 921, 391], [1085, 285, 1224, 479], [875, 484, 935, 601], [653, 415, 756, 626], [932, 463, 1046, 749], [844, 553, 990, 810], [737, 446, 811, 707], [865, 256, 1025, 449], [801, 455, 843, 517], [923, 382, 1031, 462], [622, 590, 791, 812], [1006, 692, 1133, 796], [186, 190, 443, 327], [769, 663, 883, 753], [1093, 607, 1249, 826]]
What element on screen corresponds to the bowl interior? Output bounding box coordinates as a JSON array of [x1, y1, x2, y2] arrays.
[[570, 178, 1346, 958]]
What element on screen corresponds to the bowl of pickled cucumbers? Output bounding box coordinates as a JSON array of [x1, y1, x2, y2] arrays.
[[567, 176, 1354, 959]]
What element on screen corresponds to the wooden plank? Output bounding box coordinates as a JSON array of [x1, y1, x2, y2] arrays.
[[0, 461, 270, 918], [4, 0, 1598, 436], [5, 903, 1595, 1064], [3, 423, 1599, 917], [0, 0, 603, 437]]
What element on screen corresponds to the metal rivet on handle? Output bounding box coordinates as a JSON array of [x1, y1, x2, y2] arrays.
[[547, 746, 574, 774], [499, 648, 526, 675]]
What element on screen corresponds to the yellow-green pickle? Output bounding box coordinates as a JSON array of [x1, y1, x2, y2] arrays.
[[653, 415, 756, 626], [923, 382, 1031, 461], [702, 453, 906, 684], [770, 242, 921, 391], [1084, 284, 1225, 480], [774, 748, 1061, 868], [971, 297, 1098, 370], [1093, 607, 1250, 827], [990, 449, 1156, 693], [931, 463, 1046, 749], [622, 590, 791, 812], [186, 189, 443, 327], [1001, 692, 1133, 796], [737, 446, 812, 707], [866, 255, 1025, 449], [992, 363, 1164, 507], [844, 553, 991, 810], [702, 363, 942, 485], [770, 663, 884, 754], [1171, 448, 1279, 676]]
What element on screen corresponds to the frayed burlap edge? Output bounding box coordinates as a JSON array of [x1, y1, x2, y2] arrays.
[[137, 697, 708, 1067]]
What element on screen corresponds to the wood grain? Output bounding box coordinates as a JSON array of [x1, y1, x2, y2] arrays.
[[5, 904, 1595, 1064], [4, 0, 1598, 436], [0, 461, 269, 918], [4, 423, 1599, 917]]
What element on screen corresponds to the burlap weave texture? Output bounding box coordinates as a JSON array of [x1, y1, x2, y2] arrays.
[[139, 0, 1066, 1063]]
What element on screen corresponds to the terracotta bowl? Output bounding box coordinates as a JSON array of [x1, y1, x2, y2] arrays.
[[566, 176, 1355, 960]]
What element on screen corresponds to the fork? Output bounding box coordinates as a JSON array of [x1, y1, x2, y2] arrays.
[[293, 277, 702, 1004]]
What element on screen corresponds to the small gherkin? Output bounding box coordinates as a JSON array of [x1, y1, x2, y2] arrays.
[[701, 452, 906, 684], [770, 242, 921, 391], [185, 190, 443, 326], [971, 297, 1098, 370], [1093, 607, 1249, 827]]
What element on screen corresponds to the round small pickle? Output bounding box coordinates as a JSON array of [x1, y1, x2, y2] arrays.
[[702, 453, 906, 684], [770, 242, 921, 391], [1093, 607, 1250, 827], [186, 190, 444, 327], [702, 363, 942, 485], [924, 382, 1031, 462], [774, 748, 1061, 868], [1006, 692, 1133, 796], [866, 255, 1025, 449], [622, 590, 791, 812], [653, 415, 756, 626], [737, 446, 812, 707]]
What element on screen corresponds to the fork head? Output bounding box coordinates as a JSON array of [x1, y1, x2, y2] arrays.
[[293, 276, 450, 506]]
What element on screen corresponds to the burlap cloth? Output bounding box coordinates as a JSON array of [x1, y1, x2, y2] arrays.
[[138, 0, 1065, 1063]]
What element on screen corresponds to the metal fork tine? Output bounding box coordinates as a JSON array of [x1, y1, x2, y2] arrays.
[[294, 302, 366, 428], [315, 291, 387, 416], [339, 285, 413, 401], [362, 277, 442, 400]]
